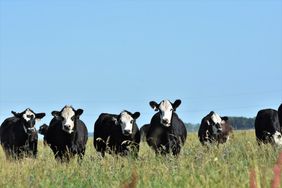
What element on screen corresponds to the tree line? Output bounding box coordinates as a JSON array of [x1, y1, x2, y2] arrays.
[[185, 116, 255, 132]]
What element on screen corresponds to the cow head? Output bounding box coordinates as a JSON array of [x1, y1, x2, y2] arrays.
[[273, 131, 282, 146], [11, 108, 45, 134], [38, 124, 49, 136], [149, 99, 181, 127], [112, 111, 140, 136], [206, 111, 225, 135], [51, 105, 83, 134]]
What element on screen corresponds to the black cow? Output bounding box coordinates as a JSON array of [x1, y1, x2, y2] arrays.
[[0, 108, 45, 159], [278, 103, 282, 126], [255, 108, 282, 145], [140, 124, 151, 142], [38, 124, 48, 146], [94, 110, 141, 157], [146, 99, 187, 155], [39, 105, 88, 162], [198, 111, 232, 145]]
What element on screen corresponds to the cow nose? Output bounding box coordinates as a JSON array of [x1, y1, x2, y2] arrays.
[[64, 125, 71, 130], [123, 130, 130, 135], [27, 127, 36, 134], [163, 119, 169, 124]]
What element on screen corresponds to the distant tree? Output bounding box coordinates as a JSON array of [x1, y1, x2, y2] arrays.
[[184, 117, 255, 132], [225, 117, 255, 130], [184, 123, 200, 132]]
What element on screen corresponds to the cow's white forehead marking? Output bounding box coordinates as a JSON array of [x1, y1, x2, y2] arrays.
[[211, 112, 222, 124], [273, 131, 282, 146], [159, 100, 173, 111], [23, 109, 35, 122], [159, 100, 173, 127], [61, 106, 75, 133], [120, 111, 133, 122], [120, 111, 134, 134], [61, 106, 75, 119]]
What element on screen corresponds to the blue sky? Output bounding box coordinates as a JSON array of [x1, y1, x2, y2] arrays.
[[0, 0, 281, 132]]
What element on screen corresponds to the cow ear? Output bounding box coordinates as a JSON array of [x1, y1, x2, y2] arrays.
[[149, 101, 159, 111], [221, 116, 228, 121], [209, 111, 215, 115], [11, 111, 22, 118], [51, 111, 60, 118], [76, 109, 83, 117], [132, 112, 140, 120], [35, 113, 46, 122], [13, 111, 24, 118], [173, 99, 181, 110], [36, 113, 46, 119], [112, 117, 118, 125]]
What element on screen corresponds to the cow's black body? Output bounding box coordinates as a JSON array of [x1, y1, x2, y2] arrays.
[[0, 117, 38, 159], [255, 109, 281, 145], [140, 124, 151, 142], [198, 112, 232, 145], [278, 104, 282, 126], [94, 113, 140, 157], [146, 112, 187, 155]]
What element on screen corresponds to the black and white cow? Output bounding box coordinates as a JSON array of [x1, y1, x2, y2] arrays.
[[255, 108, 282, 146], [146, 99, 187, 155], [0, 108, 45, 159], [198, 111, 232, 145], [38, 124, 48, 146], [93, 111, 141, 157], [39, 106, 88, 162], [140, 124, 151, 142]]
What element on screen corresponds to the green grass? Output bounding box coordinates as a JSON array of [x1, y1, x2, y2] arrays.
[[0, 131, 281, 188]]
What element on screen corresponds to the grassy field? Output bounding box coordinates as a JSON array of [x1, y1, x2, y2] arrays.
[[0, 130, 281, 188]]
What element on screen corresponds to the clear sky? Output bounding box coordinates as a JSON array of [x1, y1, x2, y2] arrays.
[[0, 0, 281, 132]]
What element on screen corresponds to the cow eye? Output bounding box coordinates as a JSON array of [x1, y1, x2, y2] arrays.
[[130, 120, 133, 124], [71, 116, 75, 121], [170, 109, 173, 111], [27, 115, 34, 119]]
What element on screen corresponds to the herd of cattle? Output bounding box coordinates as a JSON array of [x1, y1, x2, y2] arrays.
[[0, 99, 281, 161]]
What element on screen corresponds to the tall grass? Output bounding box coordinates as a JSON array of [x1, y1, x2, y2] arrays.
[[0, 131, 281, 188]]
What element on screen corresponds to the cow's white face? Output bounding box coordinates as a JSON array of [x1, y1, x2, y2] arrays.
[[22, 109, 37, 132], [12, 108, 45, 134], [209, 112, 223, 134], [150, 99, 181, 127], [61, 106, 75, 134], [23, 109, 36, 122], [159, 100, 174, 127], [119, 111, 134, 135], [273, 131, 282, 145]]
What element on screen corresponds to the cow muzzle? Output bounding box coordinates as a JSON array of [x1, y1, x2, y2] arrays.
[[24, 126, 36, 135], [161, 119, 171, 127], [62, 125, 73, 134], [123, 130, 132, 136]]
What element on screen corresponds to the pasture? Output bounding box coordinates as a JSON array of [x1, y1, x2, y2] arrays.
[[0, 130, 281, 188]]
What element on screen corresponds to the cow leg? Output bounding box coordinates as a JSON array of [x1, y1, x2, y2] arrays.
[[101, 151, 105, 157], [77, 148, 85, 161], [130, 143, 139, 158], [171, 141, 181, 156], [4, 147, 14, 160], [172, 145, 181, 156]]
